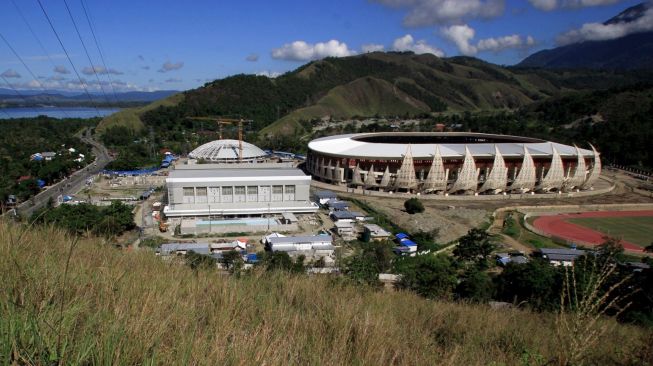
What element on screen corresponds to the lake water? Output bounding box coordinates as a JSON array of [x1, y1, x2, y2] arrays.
[[0, 107, 120, 119]]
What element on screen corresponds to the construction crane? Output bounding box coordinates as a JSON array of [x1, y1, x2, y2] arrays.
[[185, 116, 253, 162]]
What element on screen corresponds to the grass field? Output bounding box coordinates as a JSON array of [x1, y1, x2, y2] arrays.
[[567, 216, 653, 248]]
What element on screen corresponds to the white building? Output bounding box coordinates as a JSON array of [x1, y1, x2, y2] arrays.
[[164, 166, 318, 217], [267, 235, 335, 256]]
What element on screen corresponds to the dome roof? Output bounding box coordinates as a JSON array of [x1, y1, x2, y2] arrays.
[[189, 139, 267, 162]]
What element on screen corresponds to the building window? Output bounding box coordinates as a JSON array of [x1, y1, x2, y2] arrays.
[[284, 185, 295, 201], [272, 185, 283, 202], [221, 186, 233, 203], [247, 186, 258, 202], [234, 186, 246, 203], [183, 187, 194, 204], [196, 187, 207, 204], [208, 187, 220, 203]]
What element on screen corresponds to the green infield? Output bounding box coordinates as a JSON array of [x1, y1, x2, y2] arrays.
[[566, 216, 653, 248]]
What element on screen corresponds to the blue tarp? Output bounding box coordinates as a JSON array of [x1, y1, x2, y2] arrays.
[[36, 179, 46, 188], [63, 195, 73, 202], [102, 166, 160, 176], [400, 239, 417, 247], [162, 155, 174, 162], [395, 233, 409, 240], [246, 253, 258, 263]]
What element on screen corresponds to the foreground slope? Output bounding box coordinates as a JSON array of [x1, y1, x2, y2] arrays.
[[1, 221, 651, 365]]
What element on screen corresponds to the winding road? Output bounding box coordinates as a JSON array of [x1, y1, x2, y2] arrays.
[[15, 128, 113, 218]]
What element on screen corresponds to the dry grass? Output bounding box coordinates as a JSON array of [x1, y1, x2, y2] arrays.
[[1, 220, 651, 365]]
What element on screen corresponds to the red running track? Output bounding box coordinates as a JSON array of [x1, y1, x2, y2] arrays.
[[532, 210, 653, 252]]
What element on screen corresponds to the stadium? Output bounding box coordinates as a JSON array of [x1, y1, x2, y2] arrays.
[[306, 132, 601, 195]]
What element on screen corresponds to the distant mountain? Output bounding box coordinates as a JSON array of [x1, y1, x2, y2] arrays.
[[518, 3, 653, 70], [0, 89, 179, 104]]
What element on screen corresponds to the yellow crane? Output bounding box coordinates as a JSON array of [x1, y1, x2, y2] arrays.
[[185, 116, 253, 162]]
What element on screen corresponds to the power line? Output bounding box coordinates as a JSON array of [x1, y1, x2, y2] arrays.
[[79, 0, 119, 103], [62, 0, 111, 105], [36, 0, 101, 117], [0, 31, 72, 118]]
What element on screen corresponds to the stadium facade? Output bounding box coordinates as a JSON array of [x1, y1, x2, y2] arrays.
[[307, 132, 601, 194]]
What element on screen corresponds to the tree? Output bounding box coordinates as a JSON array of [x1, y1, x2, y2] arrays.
[[411, 229, 441, 251], [394, 254, 457, 300], [185, 251, 216, 271], [495, 259, 561, 311], [453, 229, 496, 268], [261, 252, 294, 272], [222, 250, 244, 273], [644, 242, 653, 253], [404, 198, 424, 214], [455, 268, 495, 303], [343, 241, 395, 285]]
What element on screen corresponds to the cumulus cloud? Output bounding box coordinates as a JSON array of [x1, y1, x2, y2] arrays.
[[392, 34, 445, 56], [53, 65, 70, 74], [82, 65, 124, 76], [529, 0, 621, 11], [1, 69, 21, 78], [271, 39, 355, 61], [15, 77, 143, 92], [246, 53, 259, 62], [441, 24, 535, 55], [362, 43, 385, 53], [372, 0, 504, 26], [256, 70, 282, 78], [158, 61, 184, 73], [165, 77, 182, 83], [556, 6, 653, 44]]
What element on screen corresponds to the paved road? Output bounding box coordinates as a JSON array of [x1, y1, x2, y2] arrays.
[[15, 128, 113, 218]]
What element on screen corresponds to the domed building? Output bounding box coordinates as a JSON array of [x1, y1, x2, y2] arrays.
[[188, 139, 268, 163]]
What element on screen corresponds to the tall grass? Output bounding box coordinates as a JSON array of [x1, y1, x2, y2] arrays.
[[1, 220, 651, 365]]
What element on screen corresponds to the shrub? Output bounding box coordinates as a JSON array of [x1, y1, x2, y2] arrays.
[[404, 198, 424, 214]]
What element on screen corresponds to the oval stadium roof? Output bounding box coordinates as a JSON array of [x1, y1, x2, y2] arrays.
[[189, 139, 267, 162]]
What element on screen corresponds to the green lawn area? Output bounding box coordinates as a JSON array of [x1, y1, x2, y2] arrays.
[[567, 216, 653, 248]]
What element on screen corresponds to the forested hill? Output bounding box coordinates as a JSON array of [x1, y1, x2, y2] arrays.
[[103, 51, 648, 139], [518, 3, 653, 70]]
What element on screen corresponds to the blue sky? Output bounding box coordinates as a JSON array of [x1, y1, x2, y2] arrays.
[[0, 0, 646, 93]]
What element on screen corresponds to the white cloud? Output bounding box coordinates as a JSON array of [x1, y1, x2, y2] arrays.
[[441, 24, 535, 55], [158, 61, 184, 72], [441, 25, 477, 55], [1, 69, 21, 78], [164, 78, 182, 83], [82, 65, 123, 76], [256, 70, 282, 78], [246, 53, 259, 62], [556, 6, 653, 44], [529, 0, 622, 11], [53, 65, 70, 74], [271, 39, 356, 61], [372, 0, 505, 26], [392, 34, 445, 56], [362, 43, 385, 53]]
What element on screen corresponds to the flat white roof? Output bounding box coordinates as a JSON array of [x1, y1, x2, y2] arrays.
[[167, 168, 311, 183]]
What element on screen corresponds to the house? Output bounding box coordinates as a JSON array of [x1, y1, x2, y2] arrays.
[[496, 252, 529, 266], [158, 243, 212, 256], [395, 239, 417, 256], [327, 200, 350, 211], [267, 235, 335, 257], [315, 190, 337, 205], [334, 221, 356, 240], [41, 152, 56, 161], [539, 248, 586, 267], [362, 224, 391, 242], [330, 210, 356, 222], [349, 211, 366, 221], [281, 212, 299, 225]]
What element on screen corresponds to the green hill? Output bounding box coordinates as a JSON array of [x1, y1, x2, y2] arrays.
[[96, 92, 183, 134], [2, 221, 651, 365]]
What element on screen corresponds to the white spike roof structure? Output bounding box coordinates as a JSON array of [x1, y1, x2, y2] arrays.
[[393, 145, 417, 190], [480, 145, 508, 192], [510, 146, 536, 192], [325, 160, 333, 181], [379, 166, 391, 187], [564, 146, 587, 190], [334, 160, 342, 183], [537, 145, 565, 192], [351, 164, 363, 186], [364, 165, 378, 187], [581, 145, 601, 190], [449, 146, 478, 192], [423, 145, 448, 192]]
